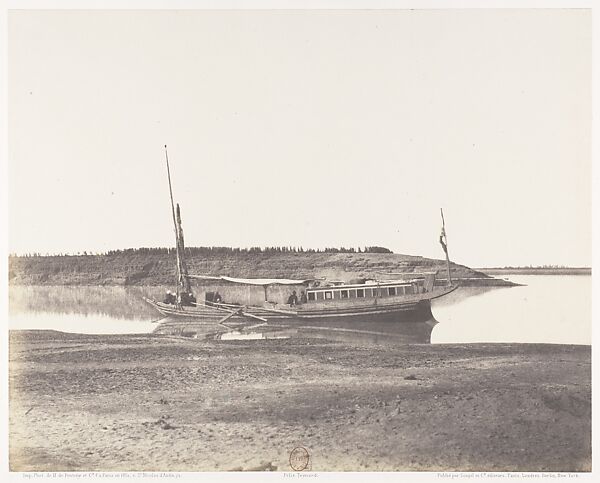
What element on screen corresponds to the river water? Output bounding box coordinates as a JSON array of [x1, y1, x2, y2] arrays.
[[7, 275, 591, 345], [430, 275, 590, 345]]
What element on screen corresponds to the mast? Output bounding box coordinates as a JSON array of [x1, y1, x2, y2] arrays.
[[165, 145, 184, 299], [440, 208, 452, 286], [176, 203, 192, 294]]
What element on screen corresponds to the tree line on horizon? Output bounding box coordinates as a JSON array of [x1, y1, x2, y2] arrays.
[[11, 245, 394, 258], [487, 264, 586, 269]]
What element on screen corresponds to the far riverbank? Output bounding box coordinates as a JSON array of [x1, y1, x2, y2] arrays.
[[9, 251, 517, 287], [479, 267, 591, 276]]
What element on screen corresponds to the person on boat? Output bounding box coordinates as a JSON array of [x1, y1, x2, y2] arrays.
[[178, 291, 196, 306], [179, 291, 195, 306], [287, 290, 298, 307], [300, 290, 308, 304], [163, 291, 176, 305], [214, 291, 222, 304]]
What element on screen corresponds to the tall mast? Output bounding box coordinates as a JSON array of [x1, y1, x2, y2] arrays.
[[165, 145, 182, 298], [176, 203, 192, 294], [440, 208, 452, 286]]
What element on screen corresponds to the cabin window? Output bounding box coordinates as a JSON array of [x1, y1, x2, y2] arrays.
[[317, 291, 325, 301], [325, 291, 333, 300], [388, 287, 396, 296], [370, 288, 377, 297], [341, 290, 349, 299], [333, 290, 340, 299], [357, 289, 364, 298], [308, 292, 316, 301], [349, 290, 357, 298]]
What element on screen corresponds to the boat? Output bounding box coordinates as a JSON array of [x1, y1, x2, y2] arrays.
[[144, 146, 459, 328], [144, 274, 457, 323]]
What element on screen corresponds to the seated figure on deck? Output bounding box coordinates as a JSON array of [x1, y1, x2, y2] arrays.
[[163, 291, 176, 305], [180, 291, 196, 306], [214, 291, 222, 304], [287, 290, 298, 307]]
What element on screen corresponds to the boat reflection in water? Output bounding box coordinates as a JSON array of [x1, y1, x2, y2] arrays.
[[153, 310, 439, 345]]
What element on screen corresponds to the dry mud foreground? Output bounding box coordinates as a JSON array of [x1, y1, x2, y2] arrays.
[[9, 331, 590, 472]]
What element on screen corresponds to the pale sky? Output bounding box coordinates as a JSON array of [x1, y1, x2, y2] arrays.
[[7, 9, 591, 267]]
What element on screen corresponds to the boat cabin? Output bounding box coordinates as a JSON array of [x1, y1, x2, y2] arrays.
[[305, 280, 425, 303], [191, 273, 436, 307]]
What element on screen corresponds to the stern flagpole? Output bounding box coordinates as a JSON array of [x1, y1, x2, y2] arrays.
[[440, 208, 452, 286]]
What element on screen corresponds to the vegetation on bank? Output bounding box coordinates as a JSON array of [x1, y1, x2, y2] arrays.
[[8, 248, 500, 287], [10, 245, 394, 258]]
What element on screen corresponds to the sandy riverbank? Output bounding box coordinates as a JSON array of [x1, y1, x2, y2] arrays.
[[9, 251, 517, 287], [9, 330, 590, 472]]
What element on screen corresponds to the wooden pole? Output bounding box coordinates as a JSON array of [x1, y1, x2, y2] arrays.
[[441, 208, 452, 286], [176, 203, 192, 294], [165, 145, 182, 300]]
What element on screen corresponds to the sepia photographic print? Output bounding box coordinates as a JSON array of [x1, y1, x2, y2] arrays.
[[2, 1, 595, 481]]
